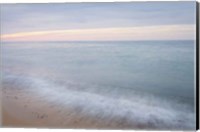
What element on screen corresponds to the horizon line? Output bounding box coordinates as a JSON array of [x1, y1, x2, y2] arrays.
[[1, 39, 195, 43]]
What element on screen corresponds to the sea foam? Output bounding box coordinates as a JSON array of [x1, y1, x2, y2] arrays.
[[2, 73, 195, 130]]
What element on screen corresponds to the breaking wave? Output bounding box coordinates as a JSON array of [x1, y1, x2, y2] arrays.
[[2, 73, 195, 130]]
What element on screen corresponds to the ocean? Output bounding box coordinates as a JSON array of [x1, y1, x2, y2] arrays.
[[1, 40, 196, 129]]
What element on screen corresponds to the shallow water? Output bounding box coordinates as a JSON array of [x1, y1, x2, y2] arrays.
[[1, 41, 196, 129]]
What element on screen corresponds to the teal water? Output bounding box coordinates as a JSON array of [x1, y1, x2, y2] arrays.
[[1, 40, 196, 129]]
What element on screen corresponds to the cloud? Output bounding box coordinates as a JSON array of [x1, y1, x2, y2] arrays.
[[1, 2, 195, 35], [1, 24, 195, 41]]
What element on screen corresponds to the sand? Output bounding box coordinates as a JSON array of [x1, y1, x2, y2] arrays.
[[2, 88, 82, 128], [1, 75, 195, 129], [1, 84, 138, 129]]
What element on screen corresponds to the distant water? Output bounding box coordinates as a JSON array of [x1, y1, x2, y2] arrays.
[[1, 41, 196, 129]]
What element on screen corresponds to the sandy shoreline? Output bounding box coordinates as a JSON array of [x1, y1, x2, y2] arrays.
[[2, 90, 48, 128], [2, 84, 136, 129], [1, 74, 195, 130], [2, 109, 31, 127]]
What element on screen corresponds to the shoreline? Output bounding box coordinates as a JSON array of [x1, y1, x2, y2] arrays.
[[1, 74, 195, 129], [2, 85, 136, 129]]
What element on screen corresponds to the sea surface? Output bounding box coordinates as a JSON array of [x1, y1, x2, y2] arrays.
[[1, 40, 196, 129]]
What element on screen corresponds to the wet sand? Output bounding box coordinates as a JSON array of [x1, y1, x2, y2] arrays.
[[2, 89, 49, 128], [2, 84, 137, 129], [2, 89, 81, 128], [1, 75, 195, 130]]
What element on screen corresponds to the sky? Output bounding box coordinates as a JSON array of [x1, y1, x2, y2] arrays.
[[0, 2, 196, 41]]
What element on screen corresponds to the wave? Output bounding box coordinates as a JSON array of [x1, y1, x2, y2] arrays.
[[2, 73, 195, 130]]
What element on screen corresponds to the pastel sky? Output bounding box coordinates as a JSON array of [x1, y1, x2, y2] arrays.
[[0, 2, 196, 41]]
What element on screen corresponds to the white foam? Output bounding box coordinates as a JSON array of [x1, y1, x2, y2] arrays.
[[2, 74, 195, 130]]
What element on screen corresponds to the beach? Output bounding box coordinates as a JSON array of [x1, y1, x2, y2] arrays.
[[2, 73, 139, 129], [1, 1, 197, 130], [2, 75, 156, 129], [2, 71, 195, 129], [1, 73, 155, 129]]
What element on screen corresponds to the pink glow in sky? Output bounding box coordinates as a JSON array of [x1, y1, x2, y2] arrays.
[[1, 25, 195, 41], [1, 2, 196, 41]]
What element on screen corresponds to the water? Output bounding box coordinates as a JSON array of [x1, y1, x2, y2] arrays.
[[1, 41, 196, 129]]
